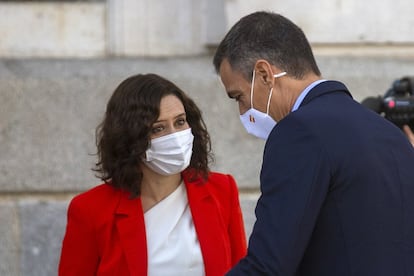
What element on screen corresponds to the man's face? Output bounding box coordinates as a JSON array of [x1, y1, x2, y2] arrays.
[[218, 59, 269, 116]]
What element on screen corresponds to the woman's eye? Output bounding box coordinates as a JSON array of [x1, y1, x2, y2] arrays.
[[176, 118, 186, 126], [151, 125, 164, 134]]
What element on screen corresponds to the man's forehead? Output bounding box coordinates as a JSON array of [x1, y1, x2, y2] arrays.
[[219, 60, 245, 83], [218, 58, 233, 76]]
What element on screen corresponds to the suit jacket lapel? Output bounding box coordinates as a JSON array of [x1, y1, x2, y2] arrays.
[[185, 177, 230, 275], [115, 191, 147, 276]]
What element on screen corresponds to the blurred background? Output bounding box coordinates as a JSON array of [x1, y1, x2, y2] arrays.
[[1, 0, 413, 275]]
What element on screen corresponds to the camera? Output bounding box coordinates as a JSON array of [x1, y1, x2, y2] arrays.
[[361, 76, 414, 129]]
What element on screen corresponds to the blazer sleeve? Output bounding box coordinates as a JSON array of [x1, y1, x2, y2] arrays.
[[58, 195, 100, 275], [227, 174, 248, 265], [226, 118, 331, 275]]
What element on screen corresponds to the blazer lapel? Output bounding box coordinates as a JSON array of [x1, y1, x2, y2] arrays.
[[185, 178, 230, 275], [115, 191, 147, 276]]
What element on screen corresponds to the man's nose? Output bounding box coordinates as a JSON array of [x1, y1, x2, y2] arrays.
[[239, 104, 249, 115]]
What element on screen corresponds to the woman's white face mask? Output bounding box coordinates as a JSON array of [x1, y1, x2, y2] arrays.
[[143, 128, 194, 175]]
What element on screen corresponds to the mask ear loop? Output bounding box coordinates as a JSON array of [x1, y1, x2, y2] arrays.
[[274, 72, 287, 78], [250, 70, 256, 109], [266, 88, 273, 115], [266, 71, 286, 115], [253, 70, 286, 114]]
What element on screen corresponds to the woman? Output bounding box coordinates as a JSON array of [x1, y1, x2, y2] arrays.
[[58, 73, 247, 276]]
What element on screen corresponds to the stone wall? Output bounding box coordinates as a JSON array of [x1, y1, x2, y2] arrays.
[[2, 0, 414, 57]]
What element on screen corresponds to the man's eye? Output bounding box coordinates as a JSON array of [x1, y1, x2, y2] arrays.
[[234, 95, 241, 102]]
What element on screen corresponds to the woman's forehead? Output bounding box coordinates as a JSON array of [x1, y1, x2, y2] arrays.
[[157, 95, 185, 120]]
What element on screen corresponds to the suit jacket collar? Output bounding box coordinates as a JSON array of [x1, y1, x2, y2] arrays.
[[300, 80, 352, 107]]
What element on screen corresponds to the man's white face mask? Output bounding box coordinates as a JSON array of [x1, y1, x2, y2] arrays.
[[239, 71, 286, 140], [143, 128, 194, 175]]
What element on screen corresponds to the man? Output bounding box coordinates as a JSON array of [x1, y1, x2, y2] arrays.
[[213, 11, 414, 276]]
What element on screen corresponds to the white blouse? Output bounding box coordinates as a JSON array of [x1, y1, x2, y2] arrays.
[[144, 183, 205, 276]]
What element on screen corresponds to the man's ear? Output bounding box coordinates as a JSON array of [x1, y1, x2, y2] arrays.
[[254, 59, 276, 86]]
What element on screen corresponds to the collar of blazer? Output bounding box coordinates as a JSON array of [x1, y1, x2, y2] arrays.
[[300, 80, 352, 107], [113, 170, 230, 276]]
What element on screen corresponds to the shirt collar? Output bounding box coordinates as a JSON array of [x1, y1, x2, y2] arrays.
[[291, 79, 326, 112]]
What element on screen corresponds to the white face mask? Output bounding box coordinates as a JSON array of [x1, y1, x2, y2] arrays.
[[143, 128, 194, 175], [240, 70, 287, 140]]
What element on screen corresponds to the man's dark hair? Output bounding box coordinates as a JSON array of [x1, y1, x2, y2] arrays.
[[94, 73, 212, 197], [213, 11, 321, 80]]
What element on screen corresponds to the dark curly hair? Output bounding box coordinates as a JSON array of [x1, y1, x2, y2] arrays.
[[94, 73, 212, 197]]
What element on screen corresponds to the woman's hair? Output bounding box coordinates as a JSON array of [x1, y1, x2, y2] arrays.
[[213, 11, 321, 81], [94, 73, 212, 197]]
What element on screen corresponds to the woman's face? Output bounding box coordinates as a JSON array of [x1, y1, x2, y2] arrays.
[[150, 95, 189, 139]]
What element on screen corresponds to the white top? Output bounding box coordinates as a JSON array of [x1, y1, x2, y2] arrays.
[[144, 183, 205, 276]]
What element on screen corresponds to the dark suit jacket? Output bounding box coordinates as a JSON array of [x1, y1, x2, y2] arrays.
[[227, 81, 414, 275], [59, 171, 247, 276]]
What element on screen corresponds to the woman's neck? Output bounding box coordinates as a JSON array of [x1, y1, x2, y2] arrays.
[[140, 171, 182, 212]]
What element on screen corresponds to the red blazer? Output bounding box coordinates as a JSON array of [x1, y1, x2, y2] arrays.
[[59, 171, 247, 276]]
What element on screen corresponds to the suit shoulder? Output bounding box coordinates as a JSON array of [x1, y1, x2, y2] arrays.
[[206, 171, 238, 194], [69, 183, 120, 211], [72, 183, 116, 200]]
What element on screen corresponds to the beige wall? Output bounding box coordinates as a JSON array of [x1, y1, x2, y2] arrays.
[[0, 2, 106, 57], [226, 0, 414, 43], [1, 0, 413, 57]]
